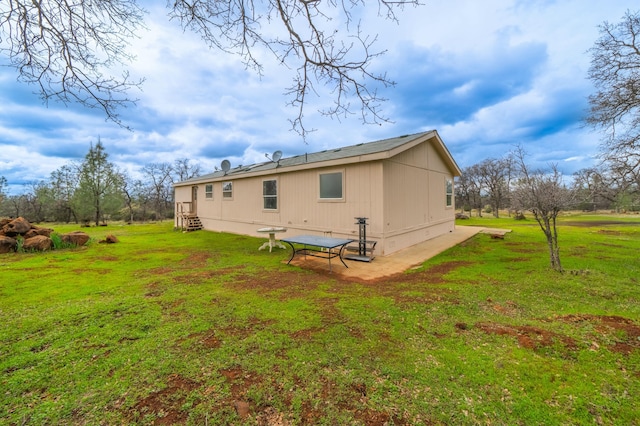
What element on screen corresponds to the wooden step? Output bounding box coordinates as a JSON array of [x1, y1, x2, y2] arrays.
[[184, 216, 202, 231]]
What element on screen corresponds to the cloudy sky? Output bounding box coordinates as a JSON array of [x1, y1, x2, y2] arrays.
[[0, 0, 634, 195]]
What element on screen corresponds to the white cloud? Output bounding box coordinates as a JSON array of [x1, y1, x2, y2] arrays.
[[0, 0, 635, 195]]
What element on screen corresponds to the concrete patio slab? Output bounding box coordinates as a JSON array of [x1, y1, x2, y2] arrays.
[[286, 226, 511, 281]]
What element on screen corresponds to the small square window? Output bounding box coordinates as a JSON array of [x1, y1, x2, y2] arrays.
[[319, 172, 343, 199]]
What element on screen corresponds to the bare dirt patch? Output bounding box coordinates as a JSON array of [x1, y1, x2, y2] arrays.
[[129, 374, 200, 425], [145, 281, 164, 297], [220, 366, 259, 400], [224, 259, 469, 308], [172, 270, 219, 285], [147, 252, 221, 277], [477, 315, 640, 356], [196, 354, 413, 424], [158, 299, 185, 318], [389, 260, 474, 285], [220, 317, 276, 340], [177, 251, 215, 268], [295, 376, 408, 425], [477, 322, 578, 352], [347, 261, 471, 306], [290, 326, 324, 340], [180, 330, 221, 349], [557, 314, 640, 355], [146, 266, 174, 276], [225, 269, 323, 299], [219, 366, 288, 422], [486, 299, 521, 316]]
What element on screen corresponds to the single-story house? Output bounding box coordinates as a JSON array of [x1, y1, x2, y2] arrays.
[[173, 130, 462, 256]]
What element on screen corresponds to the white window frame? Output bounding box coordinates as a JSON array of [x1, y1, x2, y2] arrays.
[[205, 183, 213, 200], [263, 178, 278, 211], [445, 178, 453, 208], [222, 181, 233, 200], [318, 170, 345, 202]]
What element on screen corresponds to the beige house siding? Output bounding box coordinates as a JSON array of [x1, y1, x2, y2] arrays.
[[174, 131, 460, 256], [190, 162, 386, 240], [378, 142, 455, 255]]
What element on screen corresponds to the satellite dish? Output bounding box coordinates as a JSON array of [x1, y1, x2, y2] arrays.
[[221, 159, 231, 174], [265, 150, 283, 164]]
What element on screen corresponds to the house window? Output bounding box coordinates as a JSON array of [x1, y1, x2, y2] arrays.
[[319, 171, 343, 200], [263, 179, 278, 210], [446, 178, 453, 207], [205, 184, 213, 199], [222, 181, 233, 199]]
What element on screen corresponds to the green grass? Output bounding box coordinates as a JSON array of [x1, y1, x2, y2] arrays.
[[1, 215, 639, 425]]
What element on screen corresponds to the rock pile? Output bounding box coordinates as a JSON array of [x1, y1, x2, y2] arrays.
[[0, 217, 91, 254]]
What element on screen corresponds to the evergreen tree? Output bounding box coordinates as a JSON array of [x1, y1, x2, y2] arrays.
[[74, 139, 123, 225]]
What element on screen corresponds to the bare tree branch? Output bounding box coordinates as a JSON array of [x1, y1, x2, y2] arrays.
[[0, 0, 146, 128], [510, 146, 576, 272], [586, 10, 640, 187], [159, 0, 421, 137], [2, 0, 420, 136]]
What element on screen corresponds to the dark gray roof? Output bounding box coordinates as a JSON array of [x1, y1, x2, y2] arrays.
[[177, 131, 448, 185]]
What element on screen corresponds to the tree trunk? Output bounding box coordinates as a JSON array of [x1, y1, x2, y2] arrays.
[[94, 197, 101, 226], [550, 216, 562, 272], [537, 215, 563, 272]]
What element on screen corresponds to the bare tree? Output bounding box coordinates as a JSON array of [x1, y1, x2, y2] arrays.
[[456, 165, 484, 217], [141, 162, 174, 220], [476, 157, 513, 218], [172, 158, 201, 183], [1, 0, 419, 136], [454, 173, 472, 215], [605, 153, 640, 209], [572, 166, 626, 211], [120, 173, 136, 224], [511, 147, 575, 272], [586, 10, 640, 189]]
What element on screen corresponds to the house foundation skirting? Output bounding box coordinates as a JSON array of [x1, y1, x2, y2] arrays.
[[378, 220, 455, 256], [196, 216, 455, 257]]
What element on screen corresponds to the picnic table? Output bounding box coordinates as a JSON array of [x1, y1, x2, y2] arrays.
[[257, 227, 287, 252], [280, 235, 354, 272]]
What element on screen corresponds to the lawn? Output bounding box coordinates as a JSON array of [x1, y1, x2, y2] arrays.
[[1, 213, 639, 425]]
